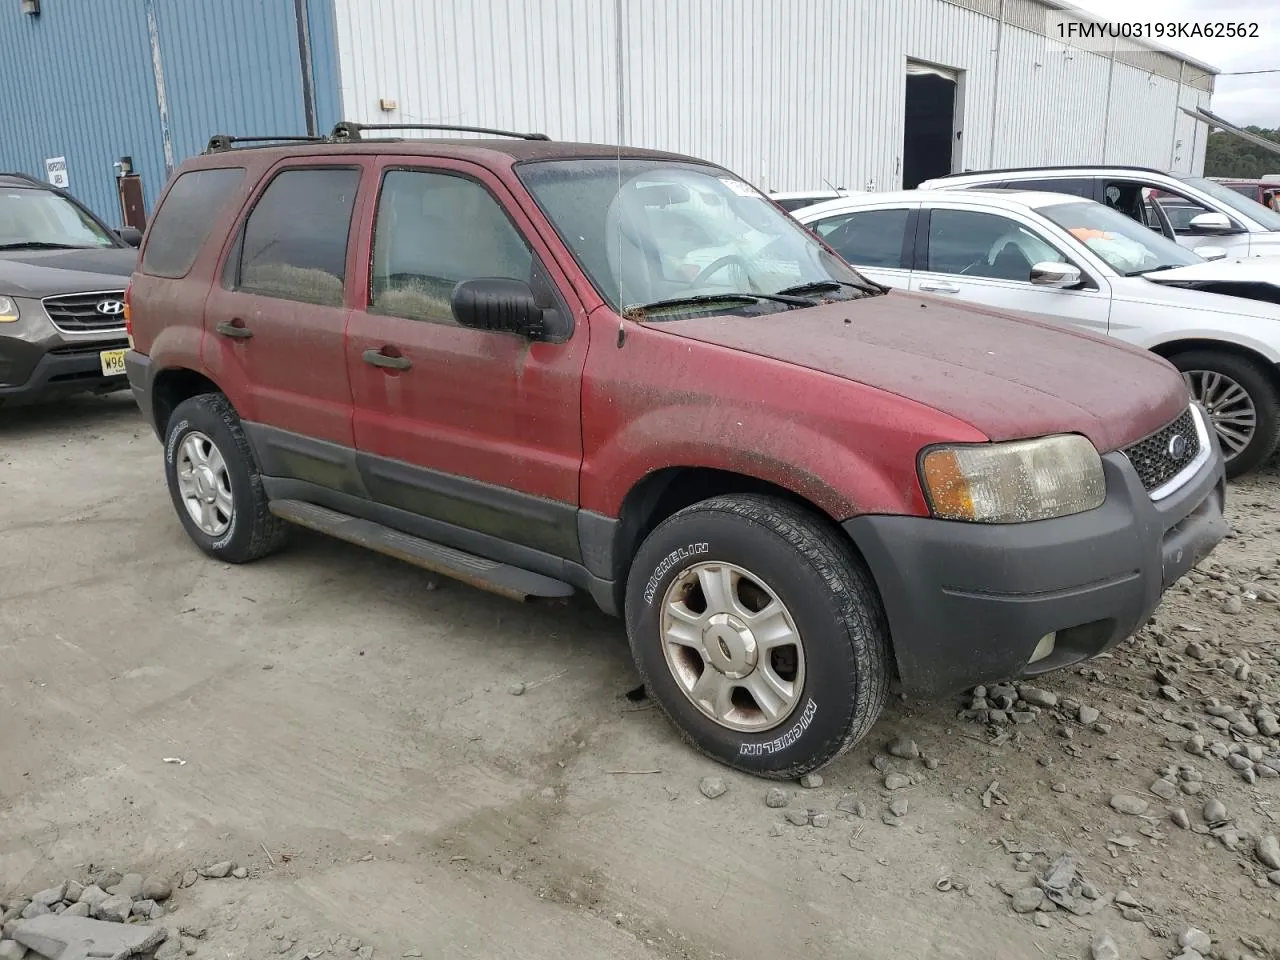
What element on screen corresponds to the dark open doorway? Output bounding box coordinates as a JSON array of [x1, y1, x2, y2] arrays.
[[902, 65, 957, 189]]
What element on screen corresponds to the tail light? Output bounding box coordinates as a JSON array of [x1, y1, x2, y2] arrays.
[[124, 280, 134, 348]]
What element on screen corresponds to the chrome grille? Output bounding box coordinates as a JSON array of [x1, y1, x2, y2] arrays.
[[1122, 407, 1201, 492], [42, 291, 126, 333]]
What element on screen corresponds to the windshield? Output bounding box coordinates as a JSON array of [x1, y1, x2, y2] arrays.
[[1038, 200, 1201, 276], [0, 187, 116, 248], [516, 159, 875, 315], [1180, 176, 1280, 231]]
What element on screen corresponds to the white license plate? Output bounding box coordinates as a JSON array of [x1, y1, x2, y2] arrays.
[[99, 349, 127, 377]]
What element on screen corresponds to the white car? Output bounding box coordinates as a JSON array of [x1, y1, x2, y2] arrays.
[[770, 189, 861, 213], [916, 166, 1280, 260], [793, 189, 1280, 476]]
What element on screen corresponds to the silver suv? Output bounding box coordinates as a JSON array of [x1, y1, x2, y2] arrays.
[[918, 166, 1280, 260]]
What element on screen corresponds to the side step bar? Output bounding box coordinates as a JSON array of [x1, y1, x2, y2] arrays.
[[268, 499, 575, 602]]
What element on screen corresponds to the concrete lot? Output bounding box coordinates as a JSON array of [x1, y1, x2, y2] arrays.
[[2, 394, 1278, 959]]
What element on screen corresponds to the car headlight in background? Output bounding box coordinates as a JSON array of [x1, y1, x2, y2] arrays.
[[0, 296, 18, 323], [920, 434, 1105, 523]]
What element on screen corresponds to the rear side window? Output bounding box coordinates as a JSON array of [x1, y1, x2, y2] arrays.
[[237, 167, 359, 307], [141, 167, 245, 278], [811, 209, 911, 268]]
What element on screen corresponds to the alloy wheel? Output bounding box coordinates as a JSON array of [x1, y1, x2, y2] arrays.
[[659, 561, 805, 733]]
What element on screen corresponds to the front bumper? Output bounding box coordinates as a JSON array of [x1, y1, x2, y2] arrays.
[[0, 299, 129, 404], [124, 349, 157, 437], [845, 425, 1228, 696]]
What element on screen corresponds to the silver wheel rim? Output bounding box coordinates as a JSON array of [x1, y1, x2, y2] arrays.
[[175, 430, 234, 537], [659, 561, 805, 733], [1183, 370, 1256, 460]]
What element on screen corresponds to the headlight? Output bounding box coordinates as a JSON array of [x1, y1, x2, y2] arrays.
[[920, 434, 1105, 523], [0, 296, 18, 323]]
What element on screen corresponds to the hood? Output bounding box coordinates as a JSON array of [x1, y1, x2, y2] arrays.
[[0, 247, 137, 297], [659, 291, 1188, 453], [1142, 258, 1280, 307]]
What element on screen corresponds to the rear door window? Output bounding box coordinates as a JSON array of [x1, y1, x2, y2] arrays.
[[810, 208, 912, 268], [236, 167, 360, 307], [141, 167, 245, 278]]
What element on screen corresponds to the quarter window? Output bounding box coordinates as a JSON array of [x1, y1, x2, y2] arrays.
[[143, 168, 245, 278], [926, 209, 1065, 281], [237, 168, 359, 307], [370, 170, 534, 325], [812, 209, 911, 269]]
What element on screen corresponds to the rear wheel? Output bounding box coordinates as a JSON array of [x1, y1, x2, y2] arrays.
[[624, 493, 891, 779], [163, 393, 287, 563], [1168, 350, 1280, 478]]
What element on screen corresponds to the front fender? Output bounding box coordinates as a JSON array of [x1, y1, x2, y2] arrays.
[[581, 401, 934, 521]]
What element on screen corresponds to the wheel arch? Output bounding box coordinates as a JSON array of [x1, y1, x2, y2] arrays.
[[1150, 337, 1280, 390], [151, 367, 225, 438]]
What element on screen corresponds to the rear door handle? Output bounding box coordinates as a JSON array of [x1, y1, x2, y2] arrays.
[[362, 347, 412, 371], [917, 281, 960, 294], [215, 320, 253, 339]]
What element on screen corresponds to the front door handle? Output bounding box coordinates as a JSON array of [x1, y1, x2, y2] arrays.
[[362, 347, 412, 371], [215, 319, 253, 339], [918, 281, 961, 294]]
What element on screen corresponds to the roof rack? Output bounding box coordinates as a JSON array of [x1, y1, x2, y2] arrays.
[[931, 164, 1173, 180], [328, 121, 550, 142], [204, 134, 328, 154]]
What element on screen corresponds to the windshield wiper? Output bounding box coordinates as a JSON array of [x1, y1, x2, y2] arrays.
[[0, 241, 91, 250], [629, 291, 815, 314], [1130, 264, 1183, 277], [775, 278, 884, 297]]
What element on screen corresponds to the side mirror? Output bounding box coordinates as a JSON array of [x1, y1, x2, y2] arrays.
[[116, 226, 143, 247], [1194, 245, 1228, 261], [451, 278, 548, 338], [1188, 211, 1233, 234], [1029, 261, 1082, 288]]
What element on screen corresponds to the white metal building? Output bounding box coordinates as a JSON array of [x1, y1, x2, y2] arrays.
[[327, 0, 1217, 193]]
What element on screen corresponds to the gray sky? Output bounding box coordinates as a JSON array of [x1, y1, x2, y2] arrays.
[[1072, 0, 1279, 128]]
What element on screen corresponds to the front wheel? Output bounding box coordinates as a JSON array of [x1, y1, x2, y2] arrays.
[[624, 494, 891, 779], [1169, 350, 1280, 478]]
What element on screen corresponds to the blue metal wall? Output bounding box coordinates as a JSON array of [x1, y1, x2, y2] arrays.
[[0, 0, 166, 227], [0, 0, 342, 226]]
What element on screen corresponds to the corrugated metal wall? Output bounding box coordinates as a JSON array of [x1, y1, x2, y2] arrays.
[[331, 0, 619, 143], [0, 0, 343, 223], [330, 0, 1213, 191], [0, 0, 166, 226]]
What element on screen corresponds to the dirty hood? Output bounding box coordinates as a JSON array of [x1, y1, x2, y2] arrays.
[[1141, 258, 1280, 306], [661, 291, 1189, 452]]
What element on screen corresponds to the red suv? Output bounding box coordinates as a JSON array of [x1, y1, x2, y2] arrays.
[[124, 123, 1227, 778]]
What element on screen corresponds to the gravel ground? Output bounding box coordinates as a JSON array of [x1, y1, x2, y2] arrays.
[[1, 394, 1278, 960]]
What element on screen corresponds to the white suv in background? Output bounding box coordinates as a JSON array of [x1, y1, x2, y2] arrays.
[[793, 189, 1280, 476], [917, 166, 1280, 260]]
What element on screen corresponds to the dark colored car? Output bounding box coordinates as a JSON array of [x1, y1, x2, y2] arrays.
[[123, 124, 1227, 778], [0, 172, 141, 406]]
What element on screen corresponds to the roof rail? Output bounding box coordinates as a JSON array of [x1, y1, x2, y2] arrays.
[[204, 134, 328, 154], [329, 121, 551, 142], [930, 164, 1172, 180]]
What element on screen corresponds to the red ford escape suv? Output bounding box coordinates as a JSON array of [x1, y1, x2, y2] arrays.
[[123, 123, 1227, 779]]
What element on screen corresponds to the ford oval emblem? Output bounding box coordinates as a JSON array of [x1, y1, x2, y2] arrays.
[[1167, 433, 1188, 460]]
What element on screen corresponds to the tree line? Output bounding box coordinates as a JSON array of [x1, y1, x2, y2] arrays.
[[1204, 128, 1280, 179]]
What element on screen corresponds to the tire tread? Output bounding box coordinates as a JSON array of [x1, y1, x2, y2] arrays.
[[626, 493, 891, 779]]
